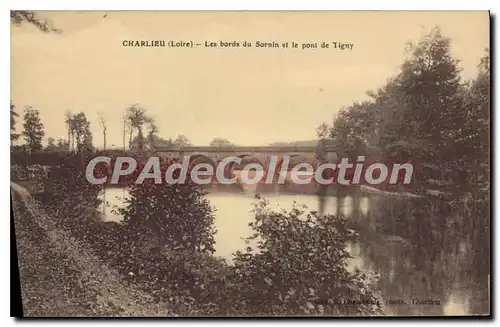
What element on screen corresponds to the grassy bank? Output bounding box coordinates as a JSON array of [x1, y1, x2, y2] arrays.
[[11, 183, 173, 316]]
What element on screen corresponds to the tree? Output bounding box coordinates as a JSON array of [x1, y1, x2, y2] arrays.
[[10, 102, 20, 145], [46, 137, 56, 151], [128, 114, 160, 151], [22, 107, 45, 153], [451, 50, 490, 273], [397, 28, 463, 171], [327, 102, 377, 158], [63, 112, 94, 152], [99, 114, 108, 151], [174, 135, 192, 147], [317, 28, 490, 280], [322, 27, 466, 192], [80, 127, 94, 152], [72, 112, 93, 152], [11, 10, 60, 33], [315, 122, 330, 140], [125, 104, 149, 150], [145, 117, 158, 149], [121, 113, 128, 151], [209, 138, 233, 147], [65, 111, 74, 151], [126, 119, 134, 149], [56, 138, 69, 151]]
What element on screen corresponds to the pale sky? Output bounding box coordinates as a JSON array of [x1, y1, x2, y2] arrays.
[[11, 11, 489, 147]]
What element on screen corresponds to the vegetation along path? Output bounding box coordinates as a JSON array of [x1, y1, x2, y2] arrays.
[[11, 182, 173, 317]]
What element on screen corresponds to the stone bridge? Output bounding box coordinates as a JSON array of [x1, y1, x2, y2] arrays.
[[150, 145, 365, 217], [151, 145, 339, 171]]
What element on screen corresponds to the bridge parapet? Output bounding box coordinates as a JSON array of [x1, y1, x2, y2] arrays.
[[152, 145, 338, 153]]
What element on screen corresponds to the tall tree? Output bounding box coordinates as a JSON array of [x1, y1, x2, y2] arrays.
[[323, 27, 466, 192], [99, 114, 108, 150], [145, 117, 158, 149], [125, 104, 148, 150], [465, 50, 490, 270], [64, 111, 74, 152], [80, 127, 94, 152], [71, 112, 93, 152], [10, 102, 20, 146], [22, 107, 45, 153], [397, 27, 463, 171]]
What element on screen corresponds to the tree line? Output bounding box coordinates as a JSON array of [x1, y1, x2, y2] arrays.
[[10, 102, 237, 154], [318, 27, 489, 198], [317, 27, 490, 270]]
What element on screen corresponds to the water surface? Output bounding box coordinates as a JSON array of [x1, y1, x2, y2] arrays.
[[99, 186, 488, 316]]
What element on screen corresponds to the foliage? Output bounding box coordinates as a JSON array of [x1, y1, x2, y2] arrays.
[[11, 10, 60, 33], [39, 174, 383, 316], [40, 164, 222, 313], [319, 27, 490, 275], [44, 138, 69, 152], [227, 198, 382, 316], [321, 27, 488, 197], [209, 138, 234, 147], [41, 163, 102, 220], [22, 107, 45, 153], [173, 135, 192, 147], [11, 165, 28, 181], [10, 102, 20, 143], [126, 104, 149, 150], [65, 112, 94, 152], [119, 175, 216, 254], [98, 114, 107, 150]]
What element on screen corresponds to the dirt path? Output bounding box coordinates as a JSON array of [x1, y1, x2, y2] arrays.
[[11, 182, 172, 317]]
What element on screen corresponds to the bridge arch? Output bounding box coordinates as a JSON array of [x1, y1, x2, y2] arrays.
[[221, 154, 266, 184], [287, 153, 317, 168], [188, 153, 217, 167], [234, 154, 265, 169], [273, 154, 304, 183], [184, 153, 217, 184]]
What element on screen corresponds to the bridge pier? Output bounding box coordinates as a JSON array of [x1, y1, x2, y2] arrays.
[[352, 193, 361, 222]]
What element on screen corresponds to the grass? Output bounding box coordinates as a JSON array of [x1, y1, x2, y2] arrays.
[[13, 180, 38, 192]]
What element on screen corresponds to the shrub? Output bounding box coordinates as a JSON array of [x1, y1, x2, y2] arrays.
[[36, 162, 383, 316], [119, 179, 216, 254], [227, 197, 383, 316], [35, 161, 223, 314], [11, 165, 28, 181], [40, 164, 102, 227]]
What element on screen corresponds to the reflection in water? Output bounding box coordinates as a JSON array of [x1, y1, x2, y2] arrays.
[[360, 197, 370, 215], [342, 196, 353, 216], [99, 187, 488, 316]]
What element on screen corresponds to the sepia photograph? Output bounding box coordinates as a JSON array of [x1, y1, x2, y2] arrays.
[[10, 10, 491, 317]]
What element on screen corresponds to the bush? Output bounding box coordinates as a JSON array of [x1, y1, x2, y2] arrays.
[[119, 179, 216, 254], [11, 165, 28, 181], [36, 164, 383, 316], [226, 197, 383, 316], [40, 164, 102, 228]]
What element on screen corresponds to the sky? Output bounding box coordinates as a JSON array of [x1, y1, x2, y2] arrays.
[[11, 11, 489, 148]]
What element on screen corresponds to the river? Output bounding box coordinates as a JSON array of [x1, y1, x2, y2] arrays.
[[99, 186, 489, 316]]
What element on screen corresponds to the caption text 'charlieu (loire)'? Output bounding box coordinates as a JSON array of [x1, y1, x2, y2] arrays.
[[122, 39, 355, 50]]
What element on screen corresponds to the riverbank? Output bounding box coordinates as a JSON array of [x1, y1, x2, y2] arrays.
[[11, 183, 173, 317], [13, 173, 488, 316]]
